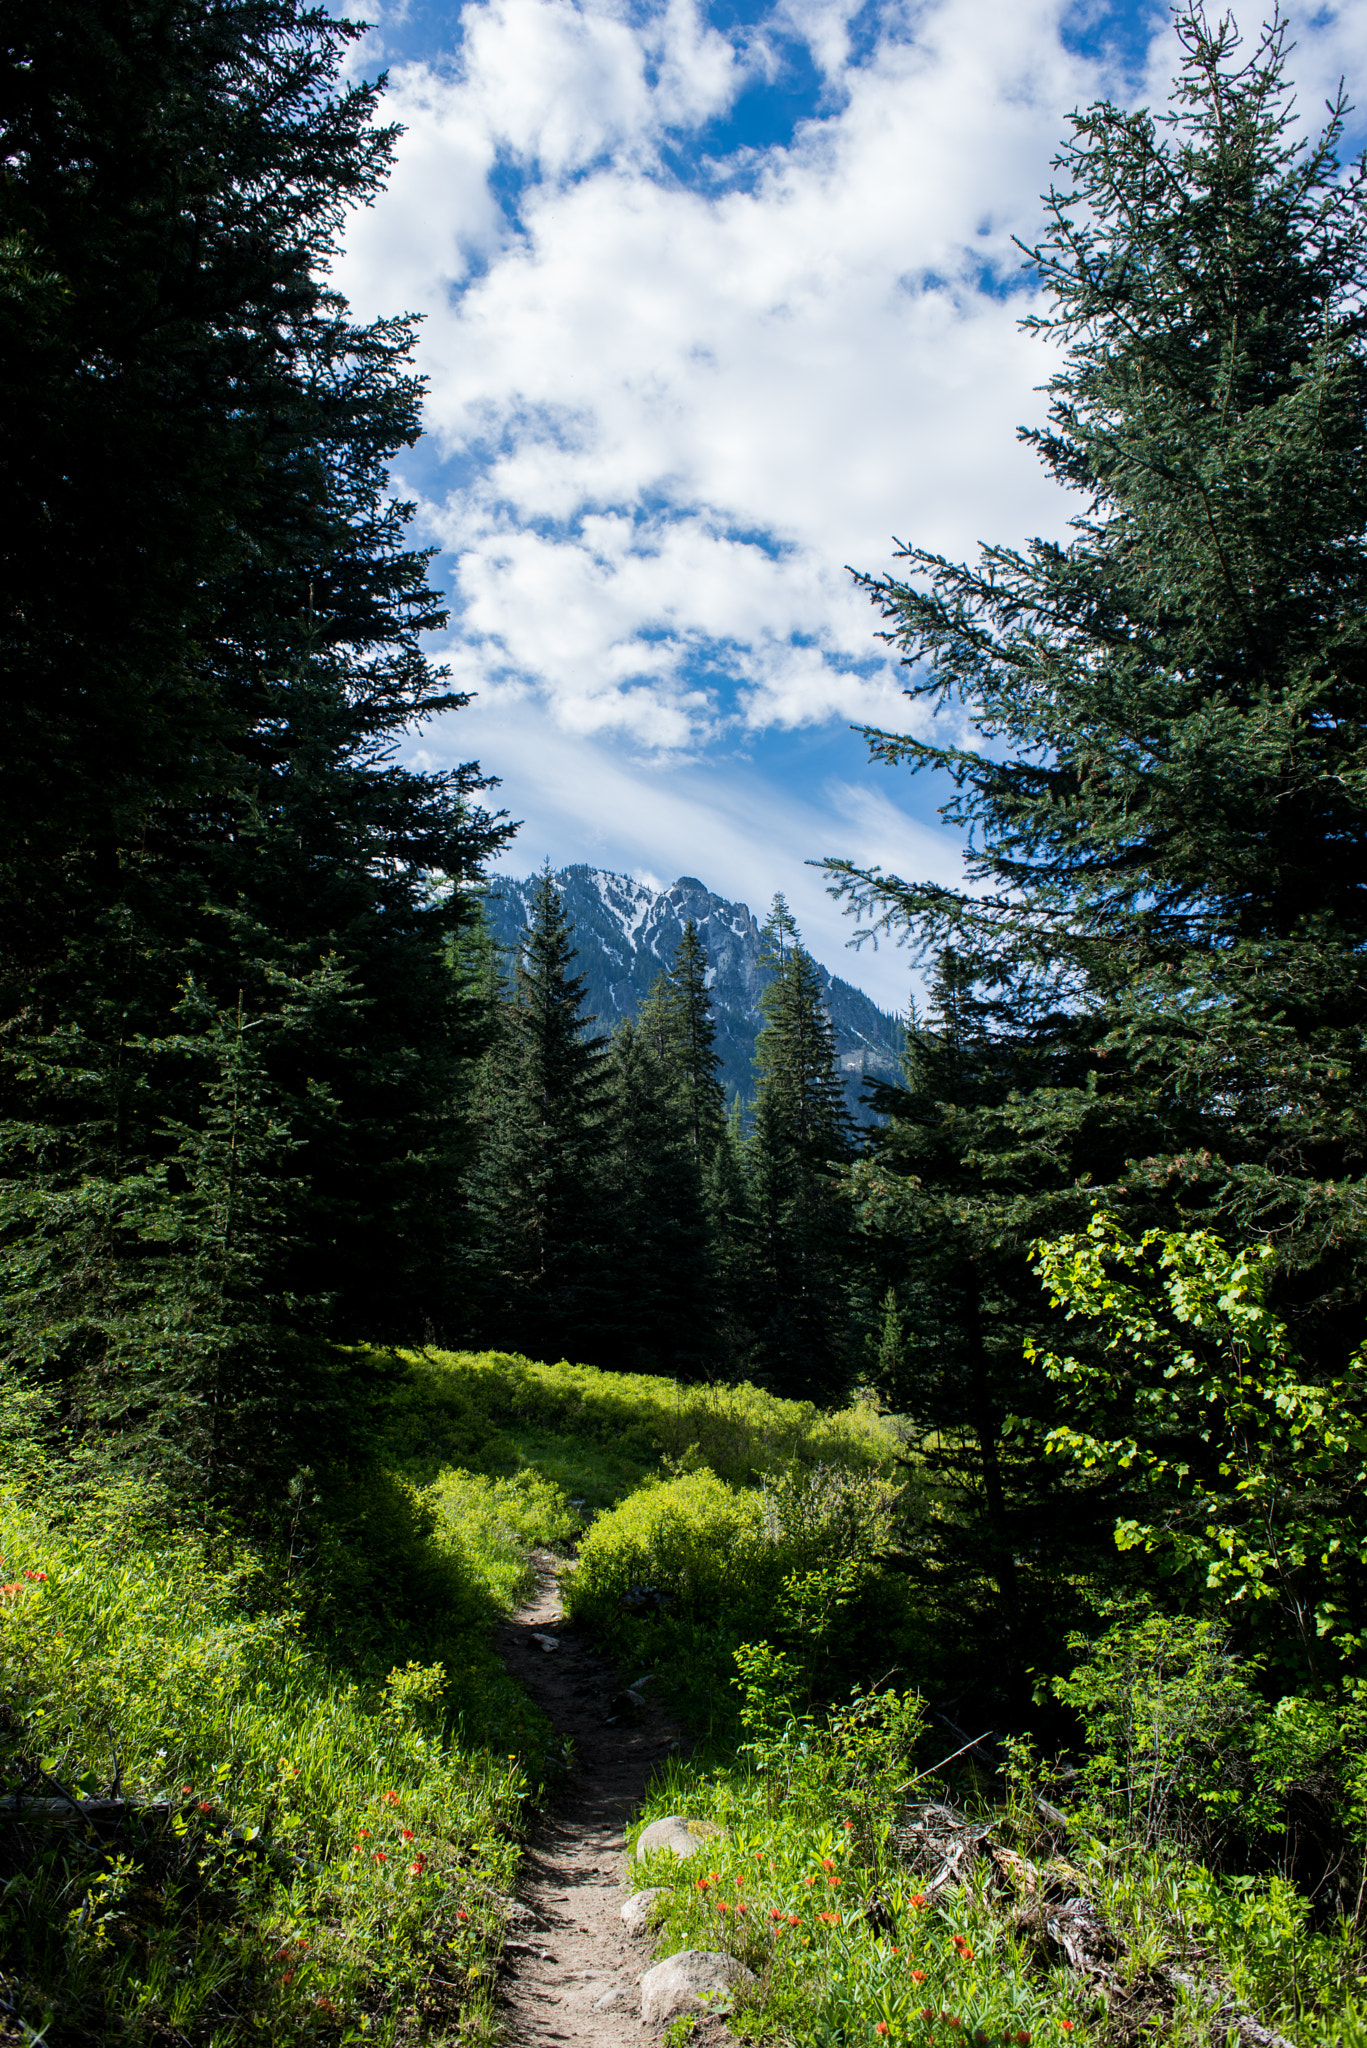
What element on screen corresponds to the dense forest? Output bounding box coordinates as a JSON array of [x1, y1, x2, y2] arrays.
[[3, 2, 1367, 2045]]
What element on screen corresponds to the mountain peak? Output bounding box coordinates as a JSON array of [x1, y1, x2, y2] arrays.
[[483, 867, 904, 1109]]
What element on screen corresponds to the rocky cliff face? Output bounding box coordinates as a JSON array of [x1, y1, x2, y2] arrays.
[[482, 866, 905, 1110]]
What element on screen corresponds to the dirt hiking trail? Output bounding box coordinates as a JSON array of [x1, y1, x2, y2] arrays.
[[494, 1553, 712, 2048]]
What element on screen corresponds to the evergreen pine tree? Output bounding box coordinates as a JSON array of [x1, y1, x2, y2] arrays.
[[0, 0, 510, 1497], [746, 897, 855, 1400], [599, 1013, 715, 1376], [828, 7, 1367, 1338], [666, 920, 727, 1170], [705, 1097, 760, 1377], [470, 869, 608, 1362], [851, 949, 1127, 1705]]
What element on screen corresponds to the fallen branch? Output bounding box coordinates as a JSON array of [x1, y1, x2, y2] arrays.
[[0, 1790, 310, 1875], [901, 1807, 1299, 2047], [0, 1794, 152, 1828]]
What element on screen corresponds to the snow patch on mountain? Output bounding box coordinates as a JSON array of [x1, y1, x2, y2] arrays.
[[483, 866, 906, 1110]]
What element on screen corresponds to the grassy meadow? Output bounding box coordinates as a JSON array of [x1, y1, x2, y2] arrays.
[[4, 1344, 1361, 2047], [0, 1348, 902, 2046]]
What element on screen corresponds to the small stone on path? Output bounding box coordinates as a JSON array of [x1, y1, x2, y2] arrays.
[[635, 1815, 724, 1862]]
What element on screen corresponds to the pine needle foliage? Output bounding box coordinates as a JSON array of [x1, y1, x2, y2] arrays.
[[747, 898, 856, 1401], [826, 5, 1367, 1296], [0, 0, 511, 1502], [469, 868, 610, 1361]]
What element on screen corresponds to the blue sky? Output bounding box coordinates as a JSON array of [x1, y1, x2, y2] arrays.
[[336, 0, 1367, 1010]]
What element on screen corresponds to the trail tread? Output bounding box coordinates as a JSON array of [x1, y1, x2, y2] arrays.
[[495, 1553, 691, 2047]]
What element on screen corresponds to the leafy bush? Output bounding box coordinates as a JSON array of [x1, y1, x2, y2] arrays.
[[1031, 1216, 1367, 1676], [569, 1470, 768, 1614], [1053, 1611, 1268, 1859], [566, 1464, 924, 1734], [1054, 1609, 1367, 1915]]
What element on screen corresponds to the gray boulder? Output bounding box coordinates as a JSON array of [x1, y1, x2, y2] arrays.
[[620, 1887, 665, 1933], [635, 1815, 725, 1862], [640, 1951, 755, 2025]]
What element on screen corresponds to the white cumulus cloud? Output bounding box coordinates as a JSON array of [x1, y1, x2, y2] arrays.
[[339, 0, 1367, 998]]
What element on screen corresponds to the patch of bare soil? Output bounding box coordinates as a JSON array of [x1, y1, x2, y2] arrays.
[[494, 1552, 708, 2048]]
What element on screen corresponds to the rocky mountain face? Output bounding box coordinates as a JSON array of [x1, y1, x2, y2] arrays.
[[482, 866, 906, 1110]]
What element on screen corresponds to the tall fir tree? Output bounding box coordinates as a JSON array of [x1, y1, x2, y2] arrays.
[[599, 1007, 715, 1377], [827, 8, 1367, 1351], [851, 949, 1131, 1707], [0, 0, 511, 1498], [705, 1096, 760, 1378], [666, 920, 728, 1170], [746, 897, 855, 1400], [823, 5, 1367, 1693], [469, 869, 609, 1362]]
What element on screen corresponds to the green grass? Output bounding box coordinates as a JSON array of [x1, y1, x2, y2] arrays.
[[623, 1686, 1367, 2048], [627, 1693, 1089, 2048], [12, 1341, 1351, 2048], [0, 1348, 902, 2046], [0, 1481, 527, 2047], [363, 1347, 903, 1506]]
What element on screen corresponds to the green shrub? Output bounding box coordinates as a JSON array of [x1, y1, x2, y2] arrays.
[[1054, 1609, 1367, 1884], [566, 1464, 924, 1735], [569, 1470, 769, 1615]]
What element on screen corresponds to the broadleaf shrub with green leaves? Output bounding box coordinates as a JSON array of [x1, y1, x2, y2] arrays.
[[1030, 1215, 1367, 1673], [565, 1463, 924, 1735]]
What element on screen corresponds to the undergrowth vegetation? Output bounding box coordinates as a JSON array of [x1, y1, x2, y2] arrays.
[[567, 1463, 924, 1738], [0, 1483, 526, 2048], [366, 1348, 900, 1504], [628, 1637, 1367, 2048], [0, 1349, 899, 2046]]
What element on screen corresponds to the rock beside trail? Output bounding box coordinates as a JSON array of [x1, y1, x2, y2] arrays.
[[639, 1950, 756, 2024], [621, 1887, 666, 1932], [635, 1815, 725, 1862]]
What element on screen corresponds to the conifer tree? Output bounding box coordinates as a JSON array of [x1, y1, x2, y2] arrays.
[[851, 949, 1126, 1703], [746, 897, 855, 1399], [666, 920, 727, 1169], [0, 0, 510, 1496], [705, 1097, 760, 1376], [470, 870, 608, 1361], [599, 1016, 714, 1376], [828, 8, 1367, 1334]]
